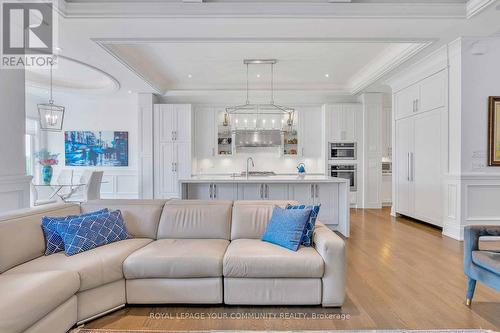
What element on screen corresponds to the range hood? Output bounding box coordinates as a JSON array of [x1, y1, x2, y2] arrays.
[[234, 129, 282, 148]]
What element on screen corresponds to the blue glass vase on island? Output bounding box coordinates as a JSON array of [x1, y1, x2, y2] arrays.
[[35, 149, 59, 185]]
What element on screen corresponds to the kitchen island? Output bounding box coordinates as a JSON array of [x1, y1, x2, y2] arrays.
[[179, 174, 350, 237]]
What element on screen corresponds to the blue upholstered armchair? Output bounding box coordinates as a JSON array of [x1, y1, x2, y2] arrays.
[[463, 225, 500, 305]]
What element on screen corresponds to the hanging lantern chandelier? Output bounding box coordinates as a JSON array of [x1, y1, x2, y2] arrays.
[[38, 57, 65, 131], [225, 59, 294, 128]]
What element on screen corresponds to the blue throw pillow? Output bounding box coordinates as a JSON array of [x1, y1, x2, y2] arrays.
[[55, 210, 129, 256], [286, 204, 321, 247], [41, 208, 109, 256], [262, 206, 312, 251]]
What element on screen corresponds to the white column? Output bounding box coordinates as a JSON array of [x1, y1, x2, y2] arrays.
[[0, 69, 32, 212], [361, 93, 383, 209], [137, 93, 159, 199]]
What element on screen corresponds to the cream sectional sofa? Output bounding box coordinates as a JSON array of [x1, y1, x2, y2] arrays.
[[0, 199, 345, 333]]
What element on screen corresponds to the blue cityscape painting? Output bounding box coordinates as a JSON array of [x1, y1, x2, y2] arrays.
[[65, 131, 129, 167]]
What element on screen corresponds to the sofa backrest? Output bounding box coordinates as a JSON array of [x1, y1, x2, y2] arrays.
[[231, 200, 298, 240], [0, 203, 81, 274], [82, 199, 167, 239], [157, 200, 233, 240]]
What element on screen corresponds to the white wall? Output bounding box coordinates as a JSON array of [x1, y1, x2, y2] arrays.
[[26, 89, 140, 199], [461, 37, 500, 173], [0, 69, 31, 212]]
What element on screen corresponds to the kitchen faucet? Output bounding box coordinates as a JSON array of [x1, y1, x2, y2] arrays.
[[246, 157, 255, 179]]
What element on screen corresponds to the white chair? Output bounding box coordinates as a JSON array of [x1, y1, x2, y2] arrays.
[[65, 171, 104, 203], [56, 169, 74, 197], [30, 183, 57, 206]]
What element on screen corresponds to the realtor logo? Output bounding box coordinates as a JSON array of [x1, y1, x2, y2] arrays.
[[1, 1, 56, 68]]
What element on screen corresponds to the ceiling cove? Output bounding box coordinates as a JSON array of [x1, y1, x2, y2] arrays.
[[94, 37, 431, 96]]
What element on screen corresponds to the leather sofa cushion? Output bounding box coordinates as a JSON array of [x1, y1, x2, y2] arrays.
[[223, 239, 324, 278], [124, 239, 229, 278], [82, 199, 168, 239], [0, 203, 81, 273], [157, 200, 232, 240], [5, 238, 151, 291], [479, 236, 500, 252], [0, 271, 79, 333], [230, 200, 298, 240], [472, 250, 500, 275]]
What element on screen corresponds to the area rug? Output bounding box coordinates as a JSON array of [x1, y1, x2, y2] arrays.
[[73, 329, 495, 333]]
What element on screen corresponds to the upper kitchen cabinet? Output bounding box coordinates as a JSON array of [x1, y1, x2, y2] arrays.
[[394, 69, 447, 120], [194, 107, 216, 158], [298, 107, 322, 158], [325, 104, 361, 142], [155, 104, 192, 143]]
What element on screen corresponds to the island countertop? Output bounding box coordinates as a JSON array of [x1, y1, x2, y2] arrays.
[[179, 174, 348, 184]]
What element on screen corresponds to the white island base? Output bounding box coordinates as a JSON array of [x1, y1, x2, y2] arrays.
[[179, 175, 350, 237]]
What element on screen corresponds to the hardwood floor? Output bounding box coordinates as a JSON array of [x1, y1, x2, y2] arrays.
[[85, 208, 500, 331]]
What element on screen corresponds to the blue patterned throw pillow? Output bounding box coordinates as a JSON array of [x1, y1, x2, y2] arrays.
[[286, 204, 321, 247], [41, 208, 109, 256], [262, 206, 312, 251], [55, 210, 129, 256]]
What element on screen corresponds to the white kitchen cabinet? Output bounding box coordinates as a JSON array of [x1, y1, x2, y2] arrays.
[[419, 70, 447, 113], [289, 184, 315, 205], [382, 107, 392, 158], [186, 183, 236, 200], [382, 174, 392, 205], [265, 184, 288, 200], [394, 70, 446, 120], [239, 183, 263, 200], [155, 104, 192, 142], [289, 183, 339, 225], [394, 109, 442, 226], [395, 84, 419, 120], [194, 107, 216, 158], [395, 116, 413, 216], [315, 183, 339, 225], [213, 183, 237, 200], [298, 108, 322, 158], [412, 111, 442, 225], [154, 104, 192, 199], [325, 104, 360, 142], [238, 183, 288, 200]]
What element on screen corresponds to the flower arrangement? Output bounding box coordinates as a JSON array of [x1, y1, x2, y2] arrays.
[[35, 149, 59, 166]]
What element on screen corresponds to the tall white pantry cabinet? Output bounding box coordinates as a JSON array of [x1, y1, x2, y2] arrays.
[[393, 69, 447, 227], [154, 104, 192, 199]]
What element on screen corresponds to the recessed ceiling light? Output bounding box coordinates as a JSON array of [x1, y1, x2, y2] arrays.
[[127, 90, 132, 94], [325, 73, 330, 78], [256, 74, 261, 78], [187, 74, 193, 78]]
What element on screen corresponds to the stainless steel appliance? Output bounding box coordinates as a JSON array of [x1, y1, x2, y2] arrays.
[[329, 164, 357, 191], [329, 142, 357, 160]]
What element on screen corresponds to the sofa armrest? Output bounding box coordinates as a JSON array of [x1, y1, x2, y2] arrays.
[[313, 222, 346, 307], [464, 225, 500, 273]]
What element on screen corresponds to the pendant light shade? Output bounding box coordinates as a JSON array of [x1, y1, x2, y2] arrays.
[[226, 59, 295, 129], [38, 58, 65, 131]]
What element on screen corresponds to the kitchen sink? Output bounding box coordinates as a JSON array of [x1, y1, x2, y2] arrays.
[[238, 171, 277, 177]]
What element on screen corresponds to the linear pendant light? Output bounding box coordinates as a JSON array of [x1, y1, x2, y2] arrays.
[[225, 59, 295, 128]]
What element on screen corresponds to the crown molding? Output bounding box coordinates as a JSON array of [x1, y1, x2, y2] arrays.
[[94, 37, 433, 97], [466, 0, 497, 19], [60, 1, 466, 19]]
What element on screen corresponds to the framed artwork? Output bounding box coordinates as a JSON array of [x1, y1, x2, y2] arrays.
[[488, 97, 500, 166], [65, 131, 129, 167]]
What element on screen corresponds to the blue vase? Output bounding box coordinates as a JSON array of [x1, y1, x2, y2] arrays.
[[41, 165, 53, 185]]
